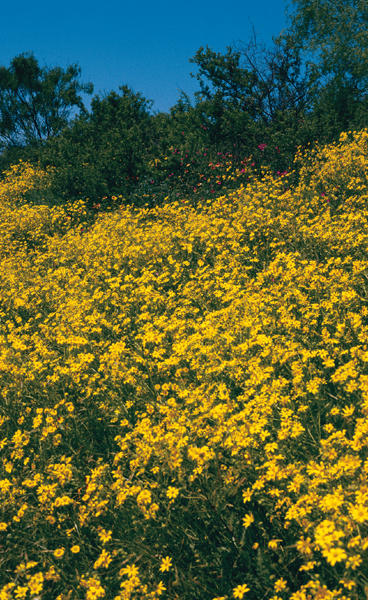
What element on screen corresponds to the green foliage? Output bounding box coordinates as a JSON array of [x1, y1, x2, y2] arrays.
[[166, 30, 322, 189], [285, 0, 368, 84], [3, 0, 368, 211], [189, 28, 312, 123], [38, 86, 155, 208], [282, 0, 368, 140], [0, 52, 93, 154]]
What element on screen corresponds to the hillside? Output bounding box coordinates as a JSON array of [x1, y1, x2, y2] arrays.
[[0, 131, 368, 600]]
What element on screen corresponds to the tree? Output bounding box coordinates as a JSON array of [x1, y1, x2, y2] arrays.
[[0, 51, 93, 152], [189, 26, 314, 126], [39, 85, 155, 206], [283, 0, 368, 85], [183, 28, 323, 181], [281, 0, 368, 135]]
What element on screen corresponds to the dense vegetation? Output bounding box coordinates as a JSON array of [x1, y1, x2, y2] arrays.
[[0, 1, 368, 598], [1, 0, 368, 210], [1, 129, 368, 600]]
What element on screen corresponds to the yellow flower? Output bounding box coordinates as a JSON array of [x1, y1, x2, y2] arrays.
[[296, 537, 313, 556], [45, 566, 60, 581], [274, 578, 288, 592], [242, 513, 254, 528], [0, 522, 8, 531], [323, 547, 347, 566], [119, 563, 139, 578], [268, 539, 282, 550], [14, 587, 28, 599], [156, 581, 166, 596], [71, 545, 80, 553], [14, 563, 27, 574], [85, 579, 105, 600], [98, 529, 112, 544], [159, 556, 172, 572], [53, 548, 65, 558], [242, 489, 252, 503], [166, 486, 179, 499], [339, 579, 356, 590], [94, 549, 112, 569], [28, 572, 44, 594], [289, 591, 307, 600], [299, 561, 316, 571], [346, 554, 362, 570], [233, 584, 250, 598], [53, 495, 72, 507], [349, 504, 368, 523]]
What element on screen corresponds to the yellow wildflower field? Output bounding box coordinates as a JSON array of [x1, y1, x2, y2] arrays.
[[0, 132, 368, 599]]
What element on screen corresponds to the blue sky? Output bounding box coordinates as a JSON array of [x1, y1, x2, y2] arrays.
[[1, 0, 293, 115]]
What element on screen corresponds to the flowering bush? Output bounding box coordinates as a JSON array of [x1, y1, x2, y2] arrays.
[[131, 142, 290, 208], [0, 130, 368, 599]]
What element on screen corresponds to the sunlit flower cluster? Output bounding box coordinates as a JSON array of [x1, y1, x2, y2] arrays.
[[0, 130, 368, 598]]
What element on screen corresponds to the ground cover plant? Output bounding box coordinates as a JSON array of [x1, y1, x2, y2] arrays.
[[0, 130, 368, 599]]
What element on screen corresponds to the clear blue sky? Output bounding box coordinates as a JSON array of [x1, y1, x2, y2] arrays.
[[0, 0, 292, 115]]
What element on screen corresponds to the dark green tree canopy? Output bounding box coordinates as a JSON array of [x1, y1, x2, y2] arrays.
[[3, 2, 368, 208], [189, 27, 314, 125], [284, 0, 368, 79], [280, 0, 368, 137], [39, 85, 155, 205], [89, 85, 154, 127], [0, 51, 93, 150]]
